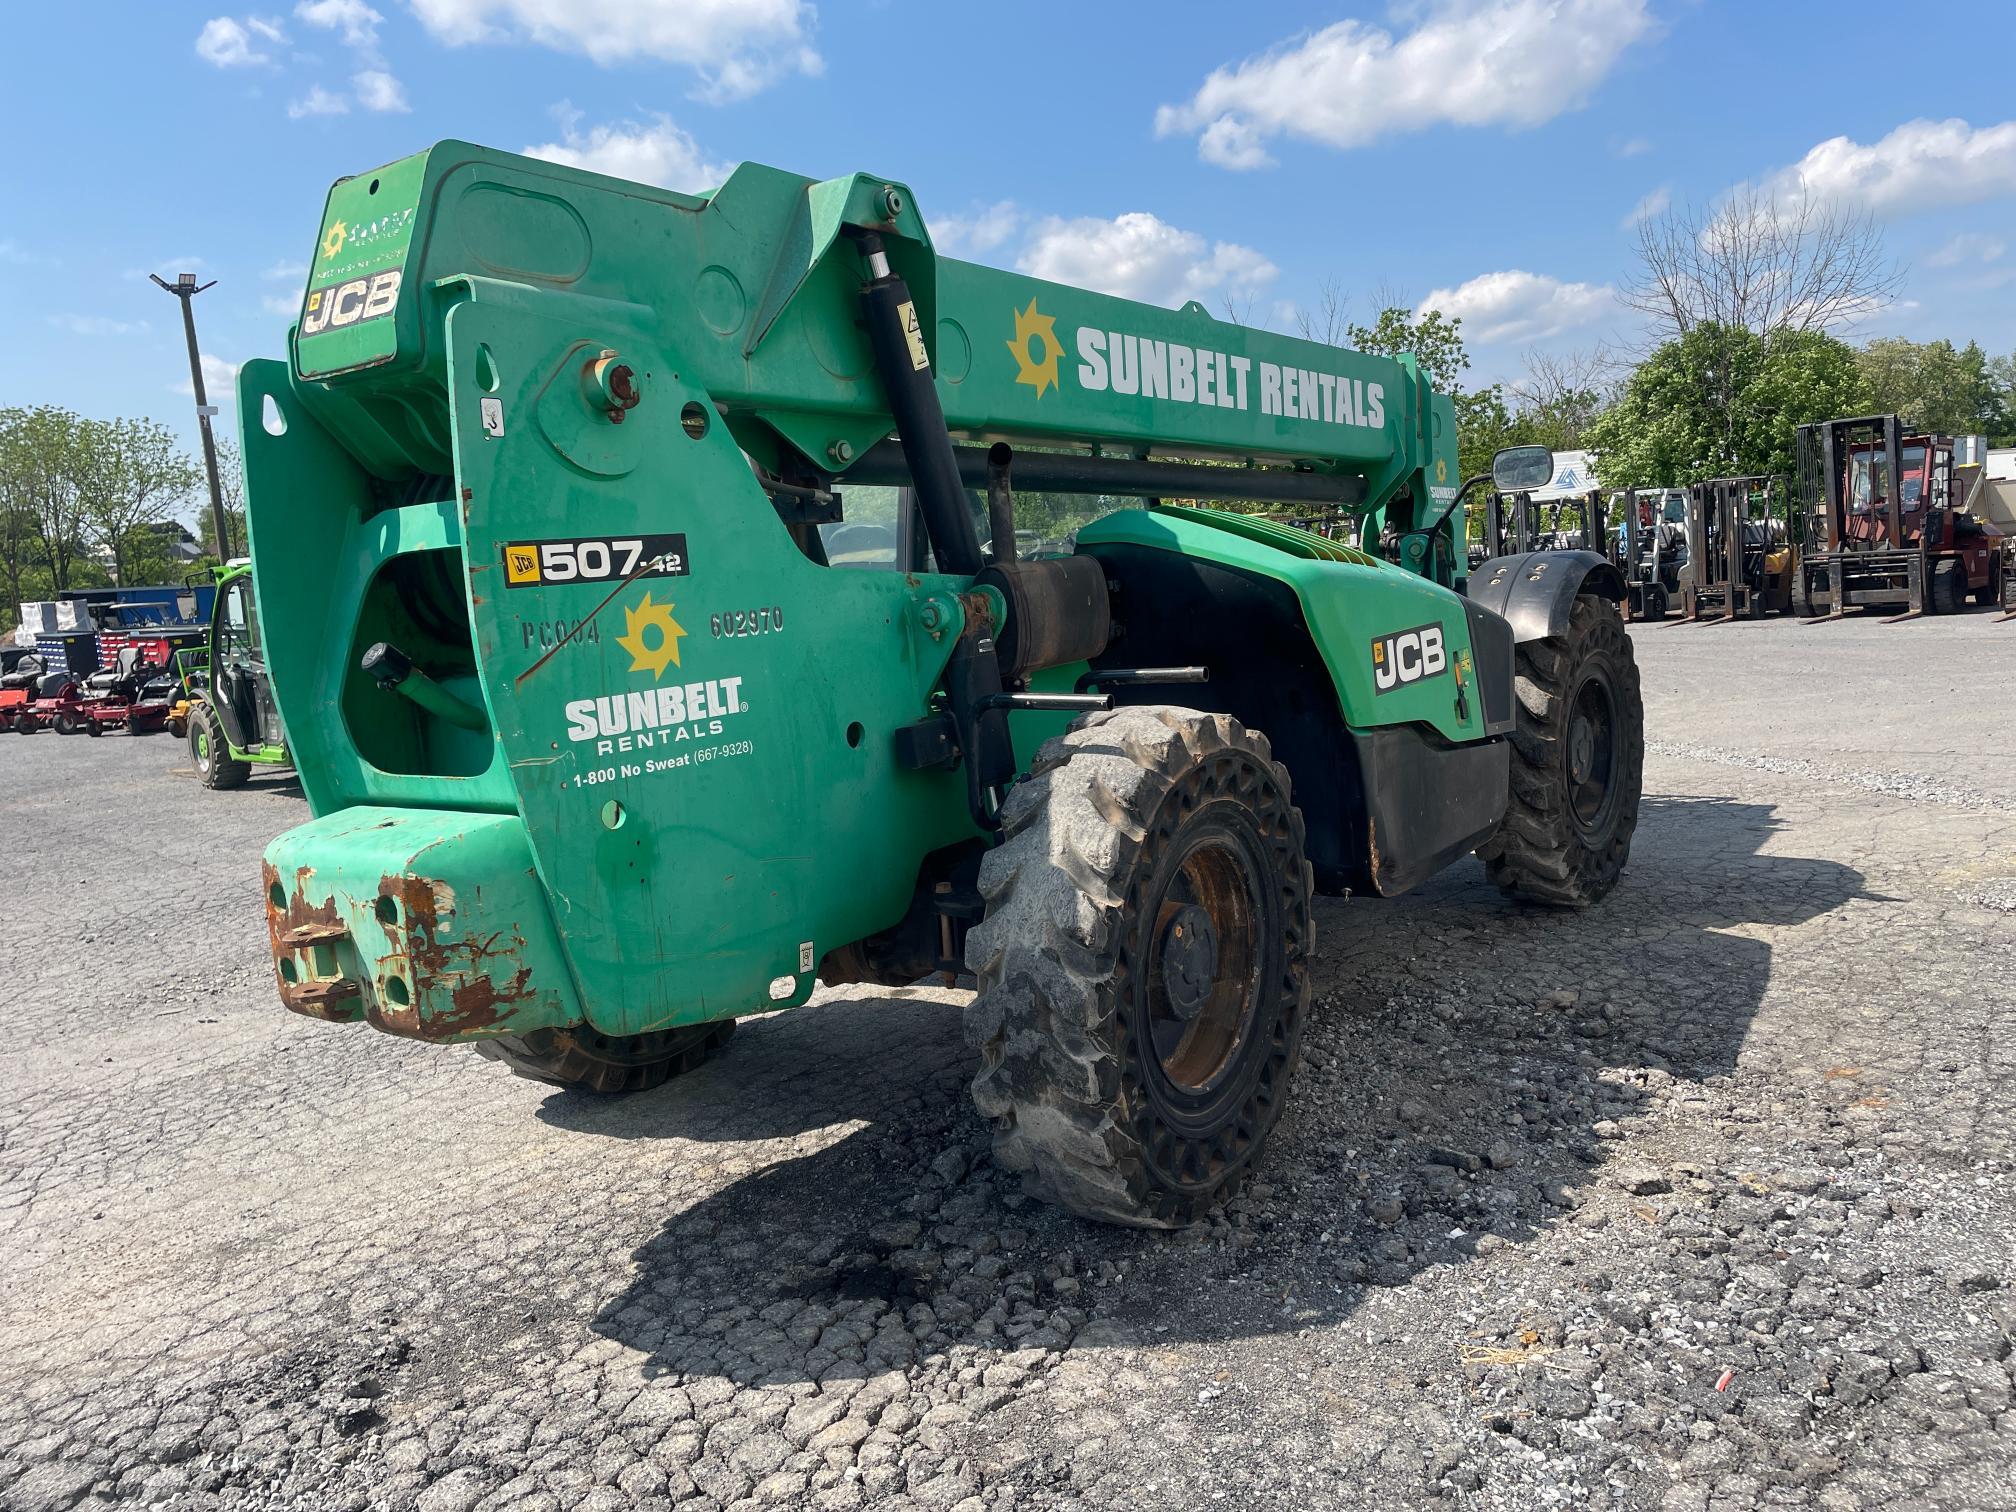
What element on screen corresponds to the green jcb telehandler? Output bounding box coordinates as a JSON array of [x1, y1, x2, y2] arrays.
[[240, 143, 1641, 1227], [172, 561, 293, 789]]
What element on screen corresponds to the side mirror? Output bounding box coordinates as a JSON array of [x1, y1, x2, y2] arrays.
[[1492, 445, 1554, 493]]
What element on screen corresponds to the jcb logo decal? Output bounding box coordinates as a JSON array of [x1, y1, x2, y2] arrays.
[[1371, 623, 1447, 694], [300, 268, 402, 336]]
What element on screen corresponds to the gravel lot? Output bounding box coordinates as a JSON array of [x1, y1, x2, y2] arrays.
[[3, 611, 2013, 1512]]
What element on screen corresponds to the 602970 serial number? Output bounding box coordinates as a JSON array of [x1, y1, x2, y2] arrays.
[[711, 607, 785, 638]]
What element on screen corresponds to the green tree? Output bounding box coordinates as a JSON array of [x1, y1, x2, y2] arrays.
[[1857, 337, 2012, 439], [1989, 352, 2016, 446], [1345, 305, 1513, 482], [1589, 324, 1871, 489], [0, 411, 38, 615], [0, 406, 93, 595], [75, 416, 201, 585]]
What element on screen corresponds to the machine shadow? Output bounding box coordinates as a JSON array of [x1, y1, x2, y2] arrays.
[[574, 793, 1872, 1387]]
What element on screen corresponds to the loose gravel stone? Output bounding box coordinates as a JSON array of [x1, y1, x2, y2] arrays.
[[3, 614, 2014, 1512]]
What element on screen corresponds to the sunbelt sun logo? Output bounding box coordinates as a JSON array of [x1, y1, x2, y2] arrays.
[[562, 588, 747, 755], [1007, 301, 1064, 398], [1007, 299, 1387, 433]]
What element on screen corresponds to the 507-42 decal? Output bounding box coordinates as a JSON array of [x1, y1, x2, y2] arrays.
[[501, 533, 688, 589]]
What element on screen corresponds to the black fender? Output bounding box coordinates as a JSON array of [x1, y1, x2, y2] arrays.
[[1465, 550, 1626, 644]]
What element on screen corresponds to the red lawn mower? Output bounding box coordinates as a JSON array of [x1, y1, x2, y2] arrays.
[[9, 645, 174, 735]]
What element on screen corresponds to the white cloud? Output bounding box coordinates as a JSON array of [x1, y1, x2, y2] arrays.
[[174, 354, 242, 400], [1622, 184, 1670, 229], [1614, 135, 1652, 158], [1156, 0, 1653, 167], [353, 69, 409, 111], [409, 0, 820, 101], [262, 293, 301, 316], [1759, 118, 2016, 219], [932, 202, 1021, 258], [295, 0, 381, 47], [1925, 230, 2007, 267], [288, 85, 350, 118], [1016, 212, 1278, 308], [1419, 270, 1615, 345], [196, 15, 285, 66], [263, 259, 309, 281], [48, 315, 150, 338], [524, 112, 729, 192]]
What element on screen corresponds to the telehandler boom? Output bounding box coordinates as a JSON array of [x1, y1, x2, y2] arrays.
[[243, 143, 1640, 1226]]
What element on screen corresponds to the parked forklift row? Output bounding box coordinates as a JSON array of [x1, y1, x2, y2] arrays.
[[1471, 414, 2011, 625]]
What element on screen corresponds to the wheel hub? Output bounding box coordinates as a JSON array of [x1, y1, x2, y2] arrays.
[[1157, 903, 1218, 1021], [1142, 829, 1267, 1098], [1569, 717, 1595, 784], [1567, 672, 1620, 836]]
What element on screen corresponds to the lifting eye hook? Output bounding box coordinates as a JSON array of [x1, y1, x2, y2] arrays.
[[586, 350, 642, 424]]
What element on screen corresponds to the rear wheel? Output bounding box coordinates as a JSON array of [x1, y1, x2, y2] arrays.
[[473, 1020, 735, 1094], [964, 707, 1313, 1228], [1642, 584, 1668, 622], [53, 712, 78, 735], [190, 704, 250, 790], [1477, 594, 1643, 907], [1972, 557, 2002, 607]]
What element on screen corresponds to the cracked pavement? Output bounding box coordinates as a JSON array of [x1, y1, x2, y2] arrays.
[[2, 611, 2013, 1511]]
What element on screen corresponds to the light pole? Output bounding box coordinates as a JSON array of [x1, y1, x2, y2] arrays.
[[150, 272, 234, 561]]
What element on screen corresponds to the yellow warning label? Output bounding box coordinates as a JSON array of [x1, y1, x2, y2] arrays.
[[898, 300, 929, 371]]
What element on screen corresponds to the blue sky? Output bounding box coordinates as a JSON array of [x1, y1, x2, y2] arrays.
[[5, 0, 2015, 510]]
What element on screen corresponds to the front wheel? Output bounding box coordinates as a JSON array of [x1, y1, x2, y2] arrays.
[[1477, 593, 1644, 907], [190, 704, 250, 790], [1791, 566, 1822, 618], [965, 707, 1313, 1228], [1930, 558, 1967, 615]]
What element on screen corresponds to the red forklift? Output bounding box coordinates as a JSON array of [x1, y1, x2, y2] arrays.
[[1795, 415, 2005, 620]]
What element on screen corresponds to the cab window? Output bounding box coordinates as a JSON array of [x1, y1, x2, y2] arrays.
[[219, 580, 261, 664]]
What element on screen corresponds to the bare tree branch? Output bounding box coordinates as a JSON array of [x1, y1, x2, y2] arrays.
[[1622, 187, 1901, 343], [1292, 276, 1349, 346], [1508, 347, 1609, 447], [1217, 288, 1262, 329]]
